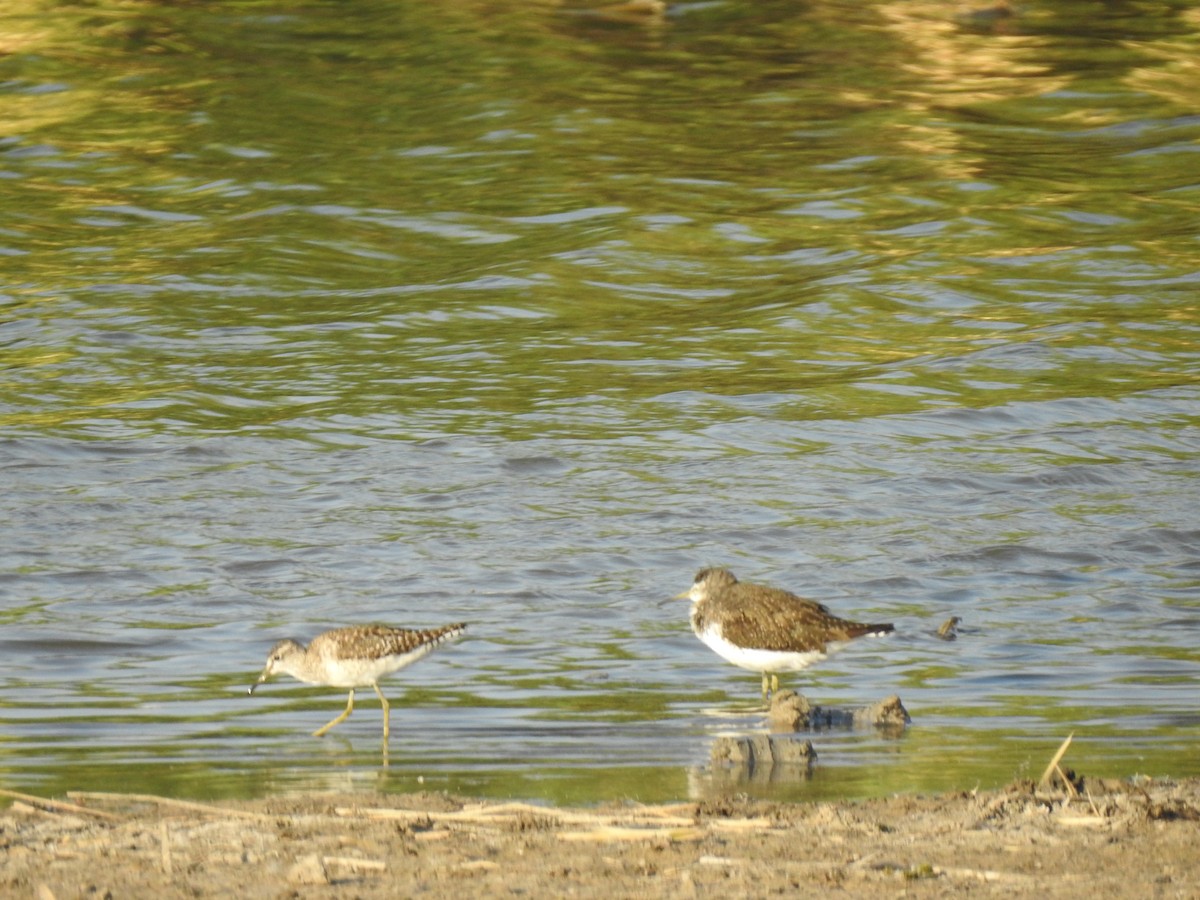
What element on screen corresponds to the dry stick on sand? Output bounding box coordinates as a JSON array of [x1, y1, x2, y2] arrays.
[[336, 802, 773, 843], [1038, 732, 1076, 794], [322, 857, 387, 873], [557, 825, 705, 843], [0, 789, 122, 821], [161, 820, 173, 877], [66, 791, 277, 821], [337, 801, 700, 829]]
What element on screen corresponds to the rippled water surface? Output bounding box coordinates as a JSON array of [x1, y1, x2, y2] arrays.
[[2, 0, 1198, 803]]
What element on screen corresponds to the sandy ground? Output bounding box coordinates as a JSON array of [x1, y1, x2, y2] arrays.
[[2, 775, 1198, 899]]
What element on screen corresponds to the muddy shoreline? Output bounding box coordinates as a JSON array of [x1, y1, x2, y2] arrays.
[[3, 776, 1197, 898]]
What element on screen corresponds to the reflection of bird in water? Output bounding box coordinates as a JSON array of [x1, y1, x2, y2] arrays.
[[593, 0, 667, 25], [249, 623, 467, 739], [676, 568, 893, 697], [957, 1, 1016, 34]]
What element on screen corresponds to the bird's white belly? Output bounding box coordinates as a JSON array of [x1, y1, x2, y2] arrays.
[[697, 625, 829, 673], [312, 645, 437, 688]]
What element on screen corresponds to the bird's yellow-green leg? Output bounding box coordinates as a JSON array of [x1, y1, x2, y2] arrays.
[[314, 689, 356, 737], [372, 683, 391, 740], [760, 673, 781, 699]]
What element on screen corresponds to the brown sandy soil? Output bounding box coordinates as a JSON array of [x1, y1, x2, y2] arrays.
[[2, 777, 1198, 898]]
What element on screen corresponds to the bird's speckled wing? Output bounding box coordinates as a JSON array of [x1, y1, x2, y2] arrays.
[[314, 623, 467, 661], [698, 584, 888, 653]]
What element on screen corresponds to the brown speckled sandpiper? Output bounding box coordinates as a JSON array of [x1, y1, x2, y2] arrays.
[[249, 623, 466, 739], [676, 568, 892, 697]]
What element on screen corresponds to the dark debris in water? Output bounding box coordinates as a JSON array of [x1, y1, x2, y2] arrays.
[[936, 616, 962, 640]]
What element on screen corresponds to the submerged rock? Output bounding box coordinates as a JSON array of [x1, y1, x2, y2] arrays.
[[710, 734, 817, 768], [767, 690, 910, 733]]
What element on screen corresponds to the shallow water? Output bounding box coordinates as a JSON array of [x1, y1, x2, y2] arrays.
[[1, 0, 1198, 803]]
